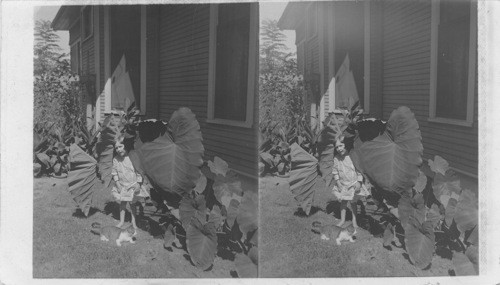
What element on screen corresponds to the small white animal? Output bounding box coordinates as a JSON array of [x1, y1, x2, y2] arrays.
[[91, 222, 136, 247], [312, 221, 356, 245]]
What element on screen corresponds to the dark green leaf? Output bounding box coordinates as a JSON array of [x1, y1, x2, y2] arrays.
[[226, 198, 240, 228], [445, 198, 458, 226], [179, 195, 207, 228], [453, 251, 477, 276], [467, 225, 478, 246], [186, 218, 217, 270], [454, 189, 478, 233], [383, 224, 394, 247], [414, 170, 427, 193], [426, 204, 442, 229], [96, 115, 121, 187], [357, 107, 423, 195], [36, 153, 51, 168], [213, 170, 243, 208], [236, 191, 258, 237], [248, 247, 258, 265], [259, 152, 274, 167], [208, 156, 229, 177], [318, 143, 335, 184], [67, 144, 98, 216], [288, 143, 319, 215], [134, 108, 204, 196], [465, 245, 479, 274], [163, 223, 176, 247], [193, 173, 207, 194], [405, 217, 435, 269], [33, 163, 42, 177], [234, 253, 258, 278], [208, 205, 223, 229], [249, 228, 258, 246], [398, 193, 426, 230], [432, 172, 461, 207]]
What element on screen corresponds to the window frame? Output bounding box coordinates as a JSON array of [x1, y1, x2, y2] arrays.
[[429, 0, 477, 127], [103, 6, 147, 115], [207, 3, 258, 128], [81, 6, 94, 43]]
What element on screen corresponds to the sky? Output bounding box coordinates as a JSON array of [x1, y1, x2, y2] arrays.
[[32, 3, 296, 57], [260, 2, 296, 54], [34, 5, 70, 55]]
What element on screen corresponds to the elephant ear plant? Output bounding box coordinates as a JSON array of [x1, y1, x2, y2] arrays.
[[66, 107, 258, 276], [287, 105, 478, 273], [287, 102, 364, 215]]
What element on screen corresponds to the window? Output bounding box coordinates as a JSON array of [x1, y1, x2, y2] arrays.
[[70, 40, 81, 74], [429, 0, 477, 126], [207, 3, 258, 127], [107, 6, 147, 114], [82, 6, 93, 41]]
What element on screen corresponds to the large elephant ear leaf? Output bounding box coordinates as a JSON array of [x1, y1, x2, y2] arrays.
[[234, 252, 258, 278], [453, 251, 477, 275], [213, 170, 243, 209], [67, 144, 98, 216], [398, 193, 426, 230], [318, 142, 335, 188], [432, 171, 461, 208], [405, 217, 435, 269], [358, 106, 423, 195], [465, 245, 479, 274], [454, 189, 478, 233], [134, 107, 204, 196], [236, 191, 258, 237], [95, 115, 122, 188], [179, 195, 207, 228], [288, 143, 319, 215], [186, 218, 217, 270], [428, 155, 449, 176]]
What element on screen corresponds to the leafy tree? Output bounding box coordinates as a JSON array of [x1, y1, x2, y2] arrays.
[[259, 19, 305, 146], [34, 20, 64, 76], [33, 20, 86, 177], [260, 19, 289, 74]]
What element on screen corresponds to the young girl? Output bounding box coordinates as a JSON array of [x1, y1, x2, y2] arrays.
[[111, 135, 148, 232], [332, 136, 369, 229]]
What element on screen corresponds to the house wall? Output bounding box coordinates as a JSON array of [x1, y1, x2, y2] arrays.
[[81, 27, 94, 78], [380, 1, 478, 176], [296, 1, 478, 177], [99, 7, 105, 119], [150, 5, 258, 177]]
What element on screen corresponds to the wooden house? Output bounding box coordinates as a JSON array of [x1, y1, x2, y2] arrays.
[[52, 4, 259, 178], [279, 1, 478, 180]]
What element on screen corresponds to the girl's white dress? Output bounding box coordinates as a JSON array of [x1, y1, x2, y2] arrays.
[[111, 156, 149, 202], [332, 154, 370, 201]]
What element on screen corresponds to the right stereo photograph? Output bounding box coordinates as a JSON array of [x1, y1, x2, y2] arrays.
[[259, 0, 478, 277]]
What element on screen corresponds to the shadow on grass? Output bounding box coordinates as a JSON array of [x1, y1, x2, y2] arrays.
[[293, 206, 323, 217], [325, 200, 387, 237], [435, 246, 453, 260], [72, 207, 100, 218], [103, 202, 120, 220]]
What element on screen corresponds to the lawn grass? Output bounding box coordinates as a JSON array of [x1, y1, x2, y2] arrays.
[[33, 177, 236, 278], [259, 176, 454, 277]]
